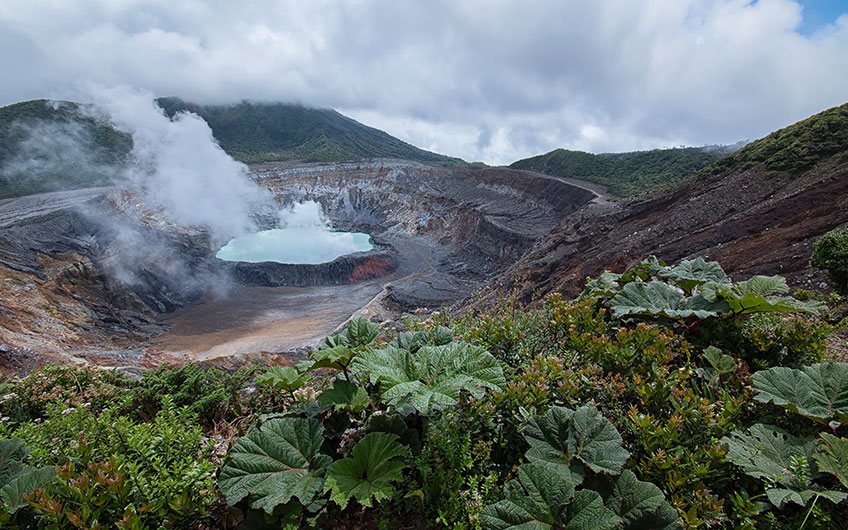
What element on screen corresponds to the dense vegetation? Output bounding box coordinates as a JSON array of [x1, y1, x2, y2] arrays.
[[1, 256, 846, 529], [508, 146, 728, 196], [156, 98, 464, 165], [812, 226, 848, 294], [0, 100, 131, 199], [702, 102, 848, 178]]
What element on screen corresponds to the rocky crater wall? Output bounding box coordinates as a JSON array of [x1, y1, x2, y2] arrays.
[[227, 248, 398, 287], [253, 160, 597, 278]]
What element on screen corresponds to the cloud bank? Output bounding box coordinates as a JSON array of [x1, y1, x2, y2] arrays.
[[1, 0, 846, 164]]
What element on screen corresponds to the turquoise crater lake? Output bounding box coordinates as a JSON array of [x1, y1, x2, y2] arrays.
[[216, 228, 373, 265]]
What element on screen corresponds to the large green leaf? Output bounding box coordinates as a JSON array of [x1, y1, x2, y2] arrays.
[[661, 258, 729, 293], [734, 275, 789, 296], [481, 463, 620, 530], [0, 466, 56, 512], [219, 418, 331, 514], [317, 379, 370, 413], [0, 438, 55, 513], [324, 432, 409, 509], [352, 341, 506, 414], [722, 424, 817, 485], [390, 326, 454, 353], [815, 433, 848, 489], [752, 363, 848, 425], [255, 366, 311, 395], [586, 470, 681, 530], [721, 424, 846, 507], [701, 277, 824, 316], [524, 406, 629, 477], [322, 316, 379, 348], [581, 271, 622, 298], [608, 281, 724, 319], [309, 345, 357, 372], [0, 439, 29, 487]]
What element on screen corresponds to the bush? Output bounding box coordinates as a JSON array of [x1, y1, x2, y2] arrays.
[[812, 226, 848, 293], [118, 364, 255, 427], [0, 365, 126, 426], [13, 398, 217, 528]]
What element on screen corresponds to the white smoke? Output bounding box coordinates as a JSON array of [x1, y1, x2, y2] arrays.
[[84, 85, 275, 241]]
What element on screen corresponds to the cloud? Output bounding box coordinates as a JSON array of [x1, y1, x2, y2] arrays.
[[84, 85, 274, 240], [1, 0, 846, 164]]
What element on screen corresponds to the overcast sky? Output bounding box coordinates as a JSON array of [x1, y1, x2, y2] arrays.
[[1, 0, 846, 164]]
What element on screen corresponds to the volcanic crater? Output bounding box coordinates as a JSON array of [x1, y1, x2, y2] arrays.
[[0, 159, 599, 370]]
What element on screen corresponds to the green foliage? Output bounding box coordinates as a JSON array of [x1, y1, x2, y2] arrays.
[[219, 417, 331, 514], [309, 317, 380, 378], [3, 254, 844, 529], [323, 317, 381, 349], [509, 146, 725, 197], [353, 341, 506, 414], [11, 398, 217, 528], [722, 424, 845, 508], [815, 433, 848, 489], [752, 362, 848, 426], [316, 379, 370, 413], [0, 438, 54, 515], [586, 470, 681, 530], [415, 407, 500, 529], [609, 280, 722, 319], [702, 102, 848, 177], [156, 98, 465, 165], [481, 464, 620, 530], [812, 226, 848, 293], [598, 257, 823, 322], [324, 432, 409, 509], [523, 406, 629, 477], [450, 273, 753, 527], [722, 361, 848, 524], [119, 363, 254, 427], [0, 365, 126, 425], [256, 365, 312, 397], [481, 405, 679, 530]]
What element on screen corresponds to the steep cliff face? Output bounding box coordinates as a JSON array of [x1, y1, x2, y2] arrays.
[[254, 159, 598, 307]]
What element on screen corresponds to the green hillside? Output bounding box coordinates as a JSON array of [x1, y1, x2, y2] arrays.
[[0, 98, 464, 200], [509, 146, 728, 196], [702, 102, 848, 177], [0, 100, 132, 199], [156, 97, 464, 165]]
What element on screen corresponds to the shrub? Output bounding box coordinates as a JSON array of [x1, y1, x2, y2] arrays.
[[12, 398, 217, 528], [119, 364, 255, 427], [812, 226, 848, 293], [0, 365, 126, 426], [702, 314, 830, 369]]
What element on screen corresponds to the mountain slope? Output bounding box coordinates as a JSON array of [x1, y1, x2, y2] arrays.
[[156, 98, 464, 165], [509, 146, 731, 196], [0, 98, 464, 200], [0, 100, 132, 199], [483, 102, 848, 302]]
